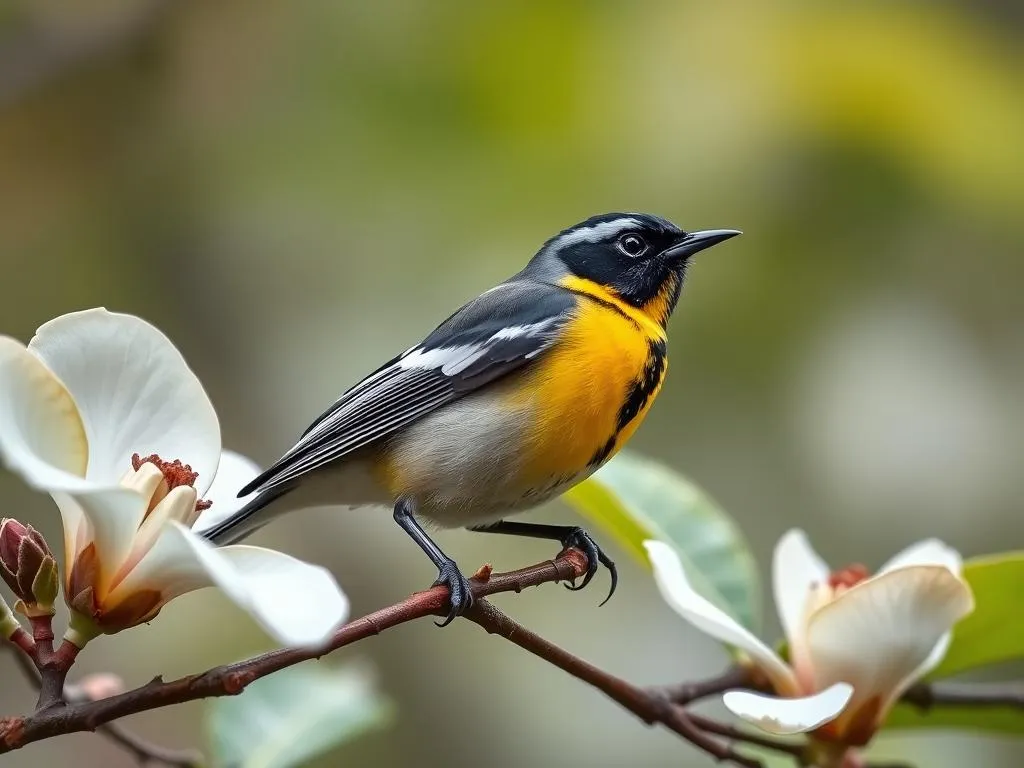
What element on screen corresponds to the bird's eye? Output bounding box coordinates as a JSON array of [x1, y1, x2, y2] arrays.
[[617, 234, 648, 257]]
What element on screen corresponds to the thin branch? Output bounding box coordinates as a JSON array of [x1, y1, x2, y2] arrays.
[[465, 598, 768, 768], [0, 551, 783, 768], [902, 681, 1024, 711], [4, 640, 201, 767], [2, 614, 78, 711], [0, 551, 589, 756], [7, 627, 35, 658], [651, 666, 758, 706], [68, 717, 202, 768], [4, 548, 977, 768], [689, 713, 804, 759]]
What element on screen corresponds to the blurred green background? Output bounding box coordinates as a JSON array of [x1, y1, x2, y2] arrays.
[[1, 1, 1022, 766]]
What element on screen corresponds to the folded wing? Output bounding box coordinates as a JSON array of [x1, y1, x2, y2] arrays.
[[236, 279, 575, 496]]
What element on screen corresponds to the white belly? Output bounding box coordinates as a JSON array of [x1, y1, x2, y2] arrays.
[[380, 392, 585, 528]]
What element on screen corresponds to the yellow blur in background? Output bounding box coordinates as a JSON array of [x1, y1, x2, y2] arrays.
[[1, 1, 1022, 766]]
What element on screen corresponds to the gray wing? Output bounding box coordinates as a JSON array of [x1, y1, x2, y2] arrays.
[[236, 279, 575, 496]]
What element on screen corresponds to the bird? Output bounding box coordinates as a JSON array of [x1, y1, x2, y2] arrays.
[[200, 213, 740, 625]]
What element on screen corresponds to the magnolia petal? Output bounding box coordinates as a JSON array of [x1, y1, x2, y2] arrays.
[[0, 337, 90, 491], [113, 522, 348, 648], [891, 631, 951, 705], [63, 487, 150, 597], [723, 683, 854, 735], [27, 309, 221, 492], [879, 538, 962, 577], [51, 493, 87, 573], [192, 451, 262, 535], [772, 529, 830, 645], [644, 540, 797, 693], [118, 462, 166, 505], [116, 485, 200, 584], [805, 565, 974, 726]]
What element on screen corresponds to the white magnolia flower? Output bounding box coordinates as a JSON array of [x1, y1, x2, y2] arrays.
[[0, 308, 349, 648], [645, 531, 974, 746]]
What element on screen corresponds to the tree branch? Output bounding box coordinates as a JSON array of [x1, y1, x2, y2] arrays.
[[902, 681, 1024, 711], [688, 713, 803, 759], [4, 639, 201, 767], [0, 551, 589, 756], [465, 598, 785, 768], [651, 665, 759, 706], [0, 550, 793, 767], [8, 548, 993, 768], [68, 717, 202, 768]]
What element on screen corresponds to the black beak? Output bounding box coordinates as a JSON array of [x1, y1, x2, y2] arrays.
[[661, 229, 741, 262]]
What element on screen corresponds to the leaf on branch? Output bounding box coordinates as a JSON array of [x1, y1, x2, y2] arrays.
[[563, 450, 761, 630], [926, 551, 1024, 679], [884, 700, 1024, 737], [205, 662, 392, 768]]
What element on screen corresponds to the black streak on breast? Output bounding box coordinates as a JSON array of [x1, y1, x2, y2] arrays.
[[588, 436, 618, 467], [616, 338, 667, 432], [588, 338, 668, 468]]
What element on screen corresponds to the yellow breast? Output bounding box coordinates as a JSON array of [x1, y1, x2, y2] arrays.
[[506, 276, 669, 490]]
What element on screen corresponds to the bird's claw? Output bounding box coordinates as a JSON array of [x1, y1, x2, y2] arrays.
[[558, 527, 618, 606], [432, 559, 475, 627]]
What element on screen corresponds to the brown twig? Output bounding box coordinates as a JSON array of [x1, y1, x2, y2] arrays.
[[0, 551, 786, 767], [3, 613, 79, 710], [689, 713, 804, 759], [651, 665, 759, 706], [7, 627, 35, 657], [33, 635, 78, 711], [0, 552, 588, 756], [5, 638, 201, 766], [4, 548, 972, 767], [465, 598, 768, 768], [902, 681, 1024, 711], [64, 714, 202, 768]]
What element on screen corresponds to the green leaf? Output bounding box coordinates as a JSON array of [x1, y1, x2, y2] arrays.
[[206, 663, 392, 768], [563, 450, 760, 630], [885, 700, 1024, 737], [928, 551, 1024, 679]]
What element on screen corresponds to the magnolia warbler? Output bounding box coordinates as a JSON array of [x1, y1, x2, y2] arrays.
[[201, 213, 740, 624]]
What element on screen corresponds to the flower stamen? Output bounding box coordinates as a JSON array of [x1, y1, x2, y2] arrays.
[[827, 564, 870, 590], [130, 453, 212, 511]]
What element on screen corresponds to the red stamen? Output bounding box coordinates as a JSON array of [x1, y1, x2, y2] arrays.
[[131, 453, 199, 489], [828, 564, 870, 590], [131, 453, 213, 511]]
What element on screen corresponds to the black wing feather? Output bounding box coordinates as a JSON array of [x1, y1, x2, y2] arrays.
[[236, 279, 574, 496]]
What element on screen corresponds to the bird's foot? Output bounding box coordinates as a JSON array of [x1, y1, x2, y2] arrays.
[[431, 558, 475, 627], [558, 527, 618, 606]]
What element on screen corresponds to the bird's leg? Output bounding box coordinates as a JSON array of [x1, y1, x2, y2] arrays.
[[468, 520, 618, 605], [393, 496, 473, 626]]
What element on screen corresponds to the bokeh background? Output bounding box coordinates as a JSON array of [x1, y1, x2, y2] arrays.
[[1, 1, 1022, 766]]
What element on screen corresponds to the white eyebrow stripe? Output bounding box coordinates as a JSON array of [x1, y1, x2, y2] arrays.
[[550, 217, 642, 249]]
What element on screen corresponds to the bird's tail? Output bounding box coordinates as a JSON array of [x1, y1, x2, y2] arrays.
[[197, 483, 297, 545]]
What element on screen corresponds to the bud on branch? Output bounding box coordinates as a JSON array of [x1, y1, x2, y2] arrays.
[[0, 519, 59, 618]]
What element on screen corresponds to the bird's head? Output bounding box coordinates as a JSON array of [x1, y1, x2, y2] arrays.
[[530, 213, 740, 326]]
